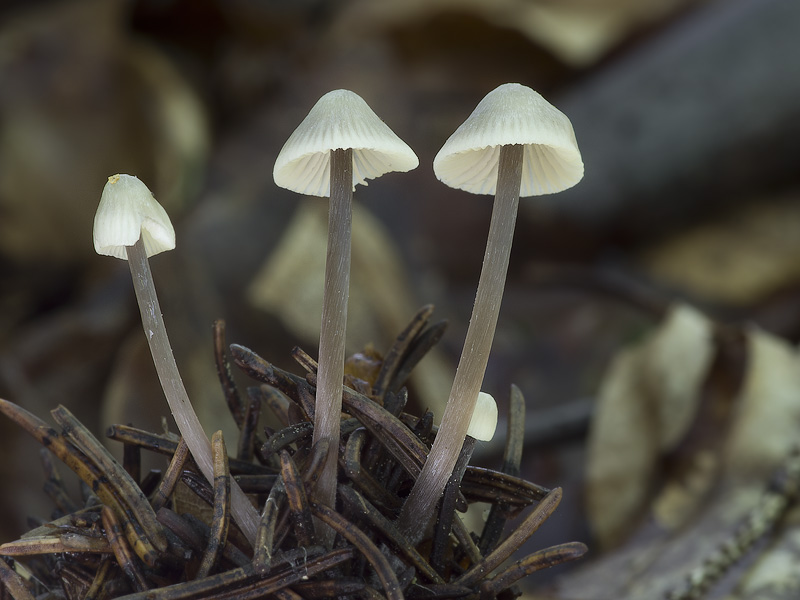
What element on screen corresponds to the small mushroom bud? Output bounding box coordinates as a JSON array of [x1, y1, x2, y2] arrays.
[[399, 83, 583, 537], [466, 391, 499, 443], [274, 90, 418, 516], [93, 174, 260, 545], [429, 391, 498, 568], [457, 392, 499, 500]]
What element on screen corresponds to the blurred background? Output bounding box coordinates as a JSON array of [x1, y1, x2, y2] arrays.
[[1, 0, 800, 597]]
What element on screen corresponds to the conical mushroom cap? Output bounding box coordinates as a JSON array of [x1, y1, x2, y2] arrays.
[[93, 174, 175, 260], [273, 89, 419, 197], [433, 83, 583, 197]]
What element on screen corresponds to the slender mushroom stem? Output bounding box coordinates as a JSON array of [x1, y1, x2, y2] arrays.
[[126, 238, 260, 545], [313, 147, 353, 513], [272, 91, 416, 518], [398, 143, 524, 539]]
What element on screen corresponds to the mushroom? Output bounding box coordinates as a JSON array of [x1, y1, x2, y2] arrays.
[[398, 83, 583, 536], [273, 90, 418, 513], [93, 174, 260, 545]]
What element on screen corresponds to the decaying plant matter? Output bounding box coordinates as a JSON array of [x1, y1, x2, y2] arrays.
[[0, 306, 585, 600]]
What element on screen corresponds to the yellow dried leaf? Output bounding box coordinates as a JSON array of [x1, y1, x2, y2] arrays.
[[641, 199, 800, 305], [643, 304, 714, 451], [0, 0, 207, 263], [566, 324, 800, 598], [586, 347, 660, 548], [652, 450, 717, 531], [247, 198, 452, 414], [335, 0, 706, 67], [724, 328, 800, 484], [586, 303, 713, 547]]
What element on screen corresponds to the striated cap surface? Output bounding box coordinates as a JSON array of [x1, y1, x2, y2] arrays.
[[93, 174, 175, 260], [274, 89, 419, 197], [434, 83, 583, 197]]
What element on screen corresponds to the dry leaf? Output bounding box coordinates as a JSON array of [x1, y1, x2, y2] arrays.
[[644, 304, 715, 451], [585, 346, 661, 548], [247, 198, 452, 414], [247, 199, 388, 346], [652, 449, 717, 531], [334, 0, 708, 67], [641, 198, 800, 306], [0, 0, 207, 263], [560, 322, 800, 599], [586, 303, 714, 547], [723, 327, 800, 483]]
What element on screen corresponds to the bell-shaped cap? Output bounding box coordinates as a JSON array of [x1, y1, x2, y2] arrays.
[[93, 174, 176, 260], [466, 392, 498, 442], [273, 89, 419, 197], [433, 83, 583, 197]]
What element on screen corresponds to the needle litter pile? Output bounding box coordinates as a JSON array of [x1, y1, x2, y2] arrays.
[[0, 306, 585, 600]]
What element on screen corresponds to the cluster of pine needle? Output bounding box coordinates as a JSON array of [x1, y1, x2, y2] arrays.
[[0, 306, 585, 600]]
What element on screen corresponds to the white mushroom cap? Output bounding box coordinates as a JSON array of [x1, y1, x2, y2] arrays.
[[273, 89, 419, 197], [433, 83, 583, 197], [93, 174, 176, 260], [466, 391, 499, 442]]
